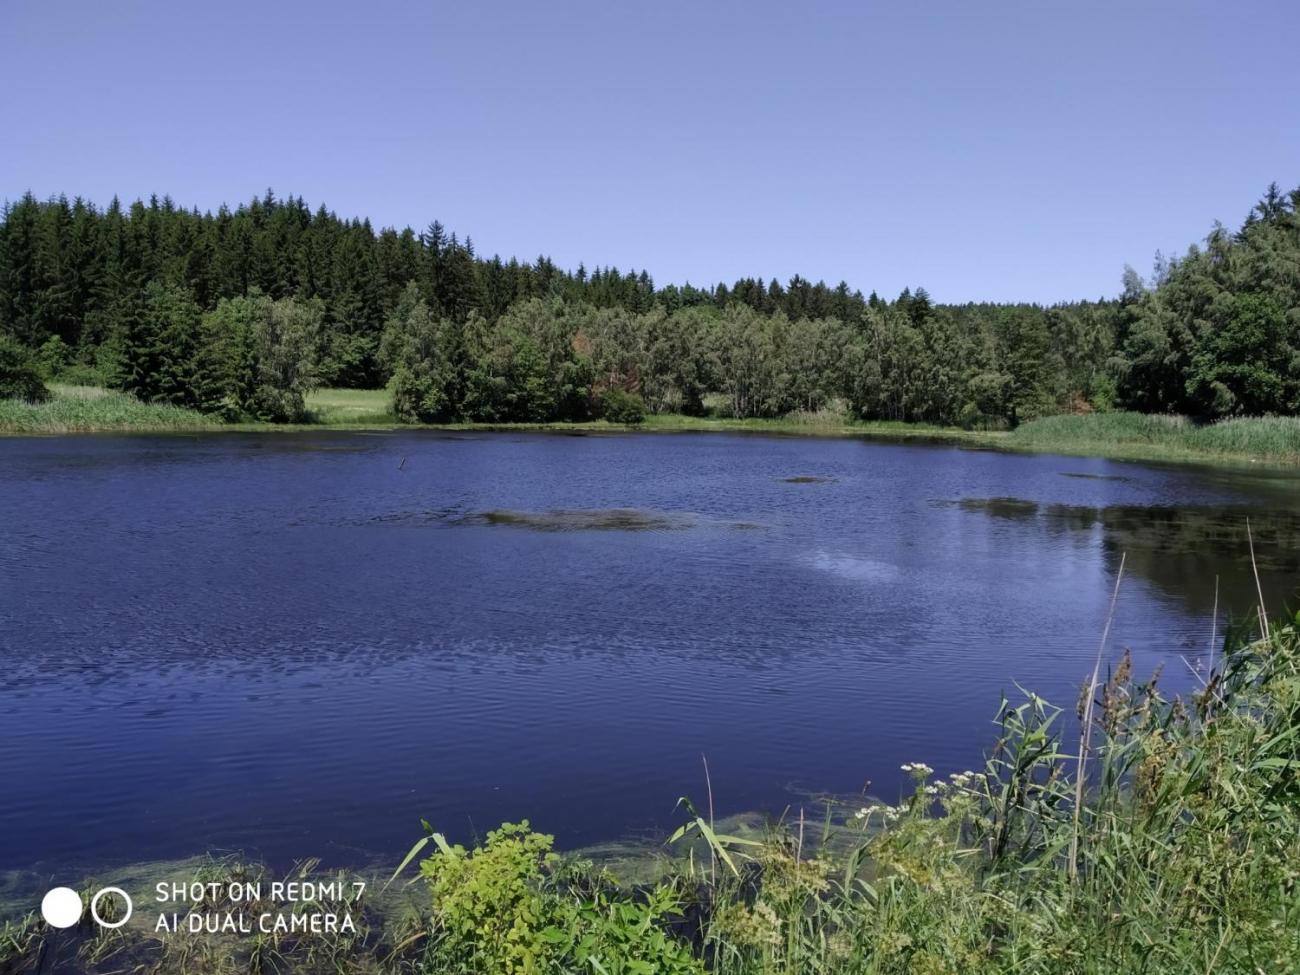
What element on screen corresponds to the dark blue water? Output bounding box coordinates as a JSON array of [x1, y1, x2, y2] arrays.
[[1, 432, 1297, 876]]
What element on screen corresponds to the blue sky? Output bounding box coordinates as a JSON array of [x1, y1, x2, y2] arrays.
[[3, 0, 1297, 303]]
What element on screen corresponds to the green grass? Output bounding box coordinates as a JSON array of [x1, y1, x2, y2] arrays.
[[304, 386, 395, 425], [640, 411, 986, 443], [1184, 414, 1300, 457], [0, 384, 218, 433], [1009, 412, 1300, 465]]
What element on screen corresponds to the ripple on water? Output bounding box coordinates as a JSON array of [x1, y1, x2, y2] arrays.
[[803, 550, 902, 583]]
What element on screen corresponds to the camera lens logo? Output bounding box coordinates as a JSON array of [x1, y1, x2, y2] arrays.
[[41, 886, 133, 929]]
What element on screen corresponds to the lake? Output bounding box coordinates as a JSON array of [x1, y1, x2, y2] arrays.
[[1, 432, 1297, 878]]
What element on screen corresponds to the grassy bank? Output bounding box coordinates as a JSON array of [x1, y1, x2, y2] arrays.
[[1007, 412, 1300, 465], [3, 385, 1299, 468], [0, 384, 219, 433], [5, 615, 1297, 974], [0, 386, 394, 434]]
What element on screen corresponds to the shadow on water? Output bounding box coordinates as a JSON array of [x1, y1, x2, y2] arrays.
[[954, 497, 1300, 616]]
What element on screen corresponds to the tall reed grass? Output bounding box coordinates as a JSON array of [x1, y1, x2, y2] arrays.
[[1012, 411, 1300, 462], [0, 384, 215, 433]]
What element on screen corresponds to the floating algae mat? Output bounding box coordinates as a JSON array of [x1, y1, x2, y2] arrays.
[[468, 508, 692, 532]]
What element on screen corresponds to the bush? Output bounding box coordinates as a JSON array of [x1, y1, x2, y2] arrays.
[[52, 359, 113, 387], [420, 822, 560, 975], [417, 821, 700, 975], [0, 336, 51, 402], [36, 335, 74, 377], [601, 388, 646, 424], [392, 365, 455, 423]]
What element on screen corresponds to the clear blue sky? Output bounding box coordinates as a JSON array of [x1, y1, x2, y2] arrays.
[[3, 0, 1297, 304]]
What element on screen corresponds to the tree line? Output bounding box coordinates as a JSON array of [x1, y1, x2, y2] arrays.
[[0, 183, 1296, 424]]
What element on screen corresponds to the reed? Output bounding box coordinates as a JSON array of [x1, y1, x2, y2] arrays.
[[1011, 411, 1300, 463], [0, 384, 216, 433]]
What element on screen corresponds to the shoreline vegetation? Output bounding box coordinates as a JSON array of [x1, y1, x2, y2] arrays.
[[5, 615, 1298, 974], [2, 182, 1299, 462], [3, 385, 1299, 468]]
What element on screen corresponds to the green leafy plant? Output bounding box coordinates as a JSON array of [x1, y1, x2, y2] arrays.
[[600, 388, 647, 424], [544, 886, 701, 975], [405, 821, 702, 974], [416, 821, 562, 974], [0, 335, 50, 402]]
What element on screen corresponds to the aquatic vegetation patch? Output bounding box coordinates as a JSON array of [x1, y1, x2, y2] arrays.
[[1058, 470, 1131, 481], [954, 496, 1040, 518], [362, 507, 463, 527], [467, 508, 693, 532]]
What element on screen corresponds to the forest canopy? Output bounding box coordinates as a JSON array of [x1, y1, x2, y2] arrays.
[[1, 183, 1297, 426]]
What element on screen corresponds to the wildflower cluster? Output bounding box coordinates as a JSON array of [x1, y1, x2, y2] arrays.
[[853, 803, 901, 824]]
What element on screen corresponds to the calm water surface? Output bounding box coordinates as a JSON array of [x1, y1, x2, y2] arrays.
[[1, 432, 1297, 876]]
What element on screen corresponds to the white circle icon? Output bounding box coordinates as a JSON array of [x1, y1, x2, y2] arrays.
[[41, 887, 83, 928], [90, 887, 133, 929]]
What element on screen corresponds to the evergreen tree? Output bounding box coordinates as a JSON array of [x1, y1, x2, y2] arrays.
[[118, 282, 201, 405]]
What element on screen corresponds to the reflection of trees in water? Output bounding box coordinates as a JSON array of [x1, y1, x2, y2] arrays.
[[959, 498, 1300, 618]]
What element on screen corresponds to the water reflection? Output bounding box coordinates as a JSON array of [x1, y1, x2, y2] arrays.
[[956, 497, 1300, 615]]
